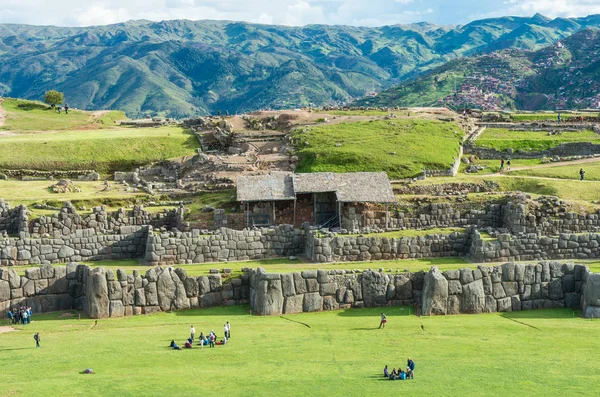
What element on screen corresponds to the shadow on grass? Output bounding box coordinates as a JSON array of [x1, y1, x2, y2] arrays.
[[500, 308, 580, 320], [173, 305, 251, 317], [336, 307, 414, 317]]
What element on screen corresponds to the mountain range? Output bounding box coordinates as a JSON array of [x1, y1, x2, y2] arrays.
[[1, 14, 600, 116], [358, 28, 600, 111]]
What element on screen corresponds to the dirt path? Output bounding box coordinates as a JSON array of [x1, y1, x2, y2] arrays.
[[0, 326, 17, 334], [472, 173, 600, 182], [509, 157, 600, 171]]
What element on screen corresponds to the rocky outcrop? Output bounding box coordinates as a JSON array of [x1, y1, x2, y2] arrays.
[[422, 267, 449, 315]]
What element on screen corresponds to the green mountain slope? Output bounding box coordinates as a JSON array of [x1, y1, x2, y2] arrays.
[[356, 28, 600, 111], [1, 15, 600, 116]]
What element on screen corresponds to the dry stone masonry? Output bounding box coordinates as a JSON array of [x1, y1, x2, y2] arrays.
[[2, 262, 599, 318]]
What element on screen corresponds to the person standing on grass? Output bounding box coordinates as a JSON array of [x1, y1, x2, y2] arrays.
[[379, 313, 387, 329], [499, 159, 505, 173], [557, 113, 561, 124], [199, 332, 205, 349], [226, 321, 231, 338], [580, 168, 586, 181], [407, 357, 415, 378], [209, 333, 215, 348], [190, 325, 195, 341], [34, 333, 40, 348], [506, 159, 511, 171], [64, 103, 69, 115]]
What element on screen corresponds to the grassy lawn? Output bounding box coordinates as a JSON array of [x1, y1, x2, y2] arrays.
[[475, 128, 600, 151], [509, 162, 600, 181], [0, 126, 199, 174], [0, 98, 125, 132], [324, 110, 408, 116], [1, 306, 599, 396], [362, 227, 465, 238], [509, 112, 599, 122], [459, 158, 543, 174], [293, 119, 464, 179], [7, 257, 472, 279]]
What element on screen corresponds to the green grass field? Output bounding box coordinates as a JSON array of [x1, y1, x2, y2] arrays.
[[8, 257, 472, 278], [459, 159, 543, 174], [0, 126, 199, 174], [509, 162, 600, 181], [293, 119, 464, 179], [1, 306, 599, 396], [0, 98, 125, 132], [509, 113, 599, 122], [475, 128, 600, 151]]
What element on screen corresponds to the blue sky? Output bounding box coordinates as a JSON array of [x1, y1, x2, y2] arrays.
[[1, 0, 599, 27]]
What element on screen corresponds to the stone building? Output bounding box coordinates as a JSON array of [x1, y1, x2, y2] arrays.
[[236, 171, 396, 229]]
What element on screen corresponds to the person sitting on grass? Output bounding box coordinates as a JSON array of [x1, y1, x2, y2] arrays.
[[399, 369, 407, 380], [406, 367, 414, 379], [184, 340, 193, 349], [170, 339, 182, 350], [389, 368, 398, 380], [384, 365, 389, 378]]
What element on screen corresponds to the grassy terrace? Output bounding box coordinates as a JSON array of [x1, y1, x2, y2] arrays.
[[509, 162, 600, 181], [7, 257, 473, 278], [294, 119, 464, 179], [509, 112, 600, 122], [362, 227, 464, 238], [0, 126, 199, 174], [0, 98, 124, 132], [1, 307, 600, 395], [475, 128, 600, 151]]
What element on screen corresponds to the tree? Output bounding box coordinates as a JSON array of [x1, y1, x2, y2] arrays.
[[44, 90, 64, 108]]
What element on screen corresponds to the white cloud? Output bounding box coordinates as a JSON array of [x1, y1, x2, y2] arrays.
[[0, 0, 597, 27]]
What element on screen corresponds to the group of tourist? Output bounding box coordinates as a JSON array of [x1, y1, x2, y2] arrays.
[[384, 358, 415, 381], [170, 322, 231, 350], [6, 306, 33, 325]]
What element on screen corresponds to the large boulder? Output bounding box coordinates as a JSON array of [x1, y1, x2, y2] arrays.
[[394, 275, 413, 300], [303, 292, 323, 312], [144, 282, 159, 306], [0, 280, 10, 302], [583, 273, 600, 318], [281, 273, 296, 297], [421, 267, 448, 316], [461, 280, 485, 314], [283, 295, 304, 314], [170, 270, 190, 310], [254, 276, 284, 316], [361, 271, 390, 307], [85, 268, 109, 319], [157, 268, 176, 311]]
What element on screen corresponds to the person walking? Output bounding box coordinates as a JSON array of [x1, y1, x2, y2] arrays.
[[190, 325, 195, 341], [580, 168, 586, 181], [379, 313, 387, 329], [499, 159, 505, 173], [34, 332, 40, 348], [557, 113, 561, 124], [64, 103, 69, 115], [506, 159, 511, 171]]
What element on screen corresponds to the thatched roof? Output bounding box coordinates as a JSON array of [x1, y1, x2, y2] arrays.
[[236, 172, 295, 202], [237, 171, 395, 203]]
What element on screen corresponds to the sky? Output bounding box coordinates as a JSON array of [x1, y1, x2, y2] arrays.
[[1, 0, 600, 27]]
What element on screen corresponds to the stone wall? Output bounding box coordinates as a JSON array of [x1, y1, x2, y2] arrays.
[[470, 230, 600, 263], [342, 202, 503, 232], [249, 262, 589, 316], [0, 227, 148, 266], [2, 262, 599, 319], [0, 263, 249, 318], [305, 230, 471, 263], [144, 225, 305, 266], [464, 142, 600, 160], [0, 200, 27, 235], [28, 202, 181, 236], [0, 169, 99, 181]]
